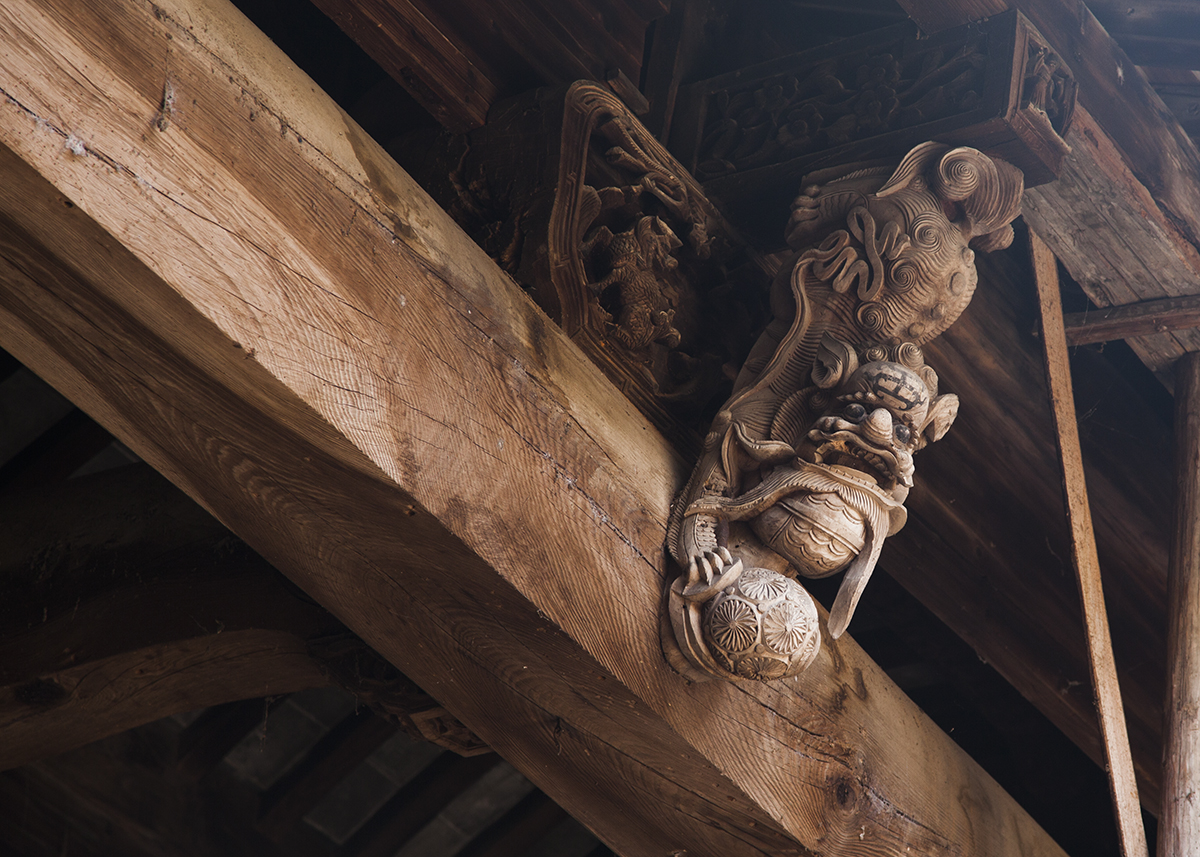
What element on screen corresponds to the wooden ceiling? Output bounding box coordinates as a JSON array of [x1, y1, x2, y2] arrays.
[[4, 0, 1200, 855]]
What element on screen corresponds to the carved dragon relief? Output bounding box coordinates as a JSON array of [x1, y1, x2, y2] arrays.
[[665, 142, 1024, 683]]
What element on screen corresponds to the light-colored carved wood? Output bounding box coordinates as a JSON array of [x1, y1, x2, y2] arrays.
[[668, 142, 1023, 679], [1031, 229, 1149, 857], [0, 0, 1069, 851], [1162, 351, 1200, 857]]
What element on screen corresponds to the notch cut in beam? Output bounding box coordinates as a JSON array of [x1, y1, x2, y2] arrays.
[[1030, 229, 1149, 857]]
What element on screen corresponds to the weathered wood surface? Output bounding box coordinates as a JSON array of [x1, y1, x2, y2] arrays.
[[1063, 295, 1200, 346], [0, 465, 339, 769], [0, 0, 1067, 852], [1161, 351, 1200, 856], [308, 0, 501, 132], [0, 632, 327, 773], [310, 0, 660, 132], [898, 0, 1200, 382], [886, 240, 1173, 815], [1023, 107, 1200, 379], [1088, 1, 1200, 69], [1031, 231, 1148, 857]]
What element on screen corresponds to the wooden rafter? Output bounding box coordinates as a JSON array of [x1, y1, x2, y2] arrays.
[[1063, 295, 1200, 346], [0, 0, 1069, 851], [0, 465, 339, 770]]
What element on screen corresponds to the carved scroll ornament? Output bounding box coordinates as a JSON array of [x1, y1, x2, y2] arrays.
[[665, 142, 1023, 683]]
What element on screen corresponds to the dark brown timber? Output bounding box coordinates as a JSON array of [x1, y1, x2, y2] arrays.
[[0, 466, 338, 770], [1063, 295, 1200, 346]]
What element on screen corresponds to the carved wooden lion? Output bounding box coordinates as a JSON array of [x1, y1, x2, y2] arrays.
[[666, 142, 1023, 682]]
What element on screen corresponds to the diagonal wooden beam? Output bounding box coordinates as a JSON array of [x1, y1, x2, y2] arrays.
[[343, 752, 501, 857], [0, 0, 1069, 852], [1030, 229, 1149, 857], [257, 710, 397, 842], [0, 465, 340, 769]]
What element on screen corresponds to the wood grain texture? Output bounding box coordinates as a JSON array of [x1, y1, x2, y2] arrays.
[[308, 0, 500, 132], [1031, 230, 1149, 857], [1063, 294, 1200, 346], [1161, 351, 1200, 857], [1023, 107, 1200, 379], [0, 631, 327, 771], [900, 0, 1200, 382], [0, 0, 1065, 852]]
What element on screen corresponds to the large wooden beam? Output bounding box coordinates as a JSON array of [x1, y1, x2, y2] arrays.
[[0, 0, 1065, 852], [0, 465, 338, 769]]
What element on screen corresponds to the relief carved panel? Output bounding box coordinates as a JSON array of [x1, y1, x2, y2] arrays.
[[668, 10, 1071, 246]]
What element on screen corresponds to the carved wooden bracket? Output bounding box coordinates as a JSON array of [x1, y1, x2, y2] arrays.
[[392, 78, 1026, 685], [665, 142, 1025, 683], [668, 10, 1072, 244]]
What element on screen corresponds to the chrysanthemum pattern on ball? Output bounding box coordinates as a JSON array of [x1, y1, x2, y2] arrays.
[[701, 567, 822, 681], [763, 598, 813, 655], [708, 597, 758, 653], [738, 567, 789, 600], [738, 656, 788, 681]]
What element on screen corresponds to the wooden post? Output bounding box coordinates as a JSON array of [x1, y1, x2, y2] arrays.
[[1031, 229, 1150, 857], [1162, 350, 1200, 856]]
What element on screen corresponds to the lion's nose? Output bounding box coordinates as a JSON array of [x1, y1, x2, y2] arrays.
[[862, 408, 893, 446]]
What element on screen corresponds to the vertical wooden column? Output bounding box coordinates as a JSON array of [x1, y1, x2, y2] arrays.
[[1031, 230, 1150, 857], [1162, 350, 1200, 856]]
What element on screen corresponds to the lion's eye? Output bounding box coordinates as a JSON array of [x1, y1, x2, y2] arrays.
[[843, 403, 866, 423], [894, 424, 912, 444]]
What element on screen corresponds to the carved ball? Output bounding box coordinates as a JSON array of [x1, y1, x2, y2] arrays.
[[751, 493, 867, 578], [703, 567, 821, 681]]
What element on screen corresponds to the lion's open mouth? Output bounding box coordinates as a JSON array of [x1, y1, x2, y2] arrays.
[[808, 429, 913, 488]]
